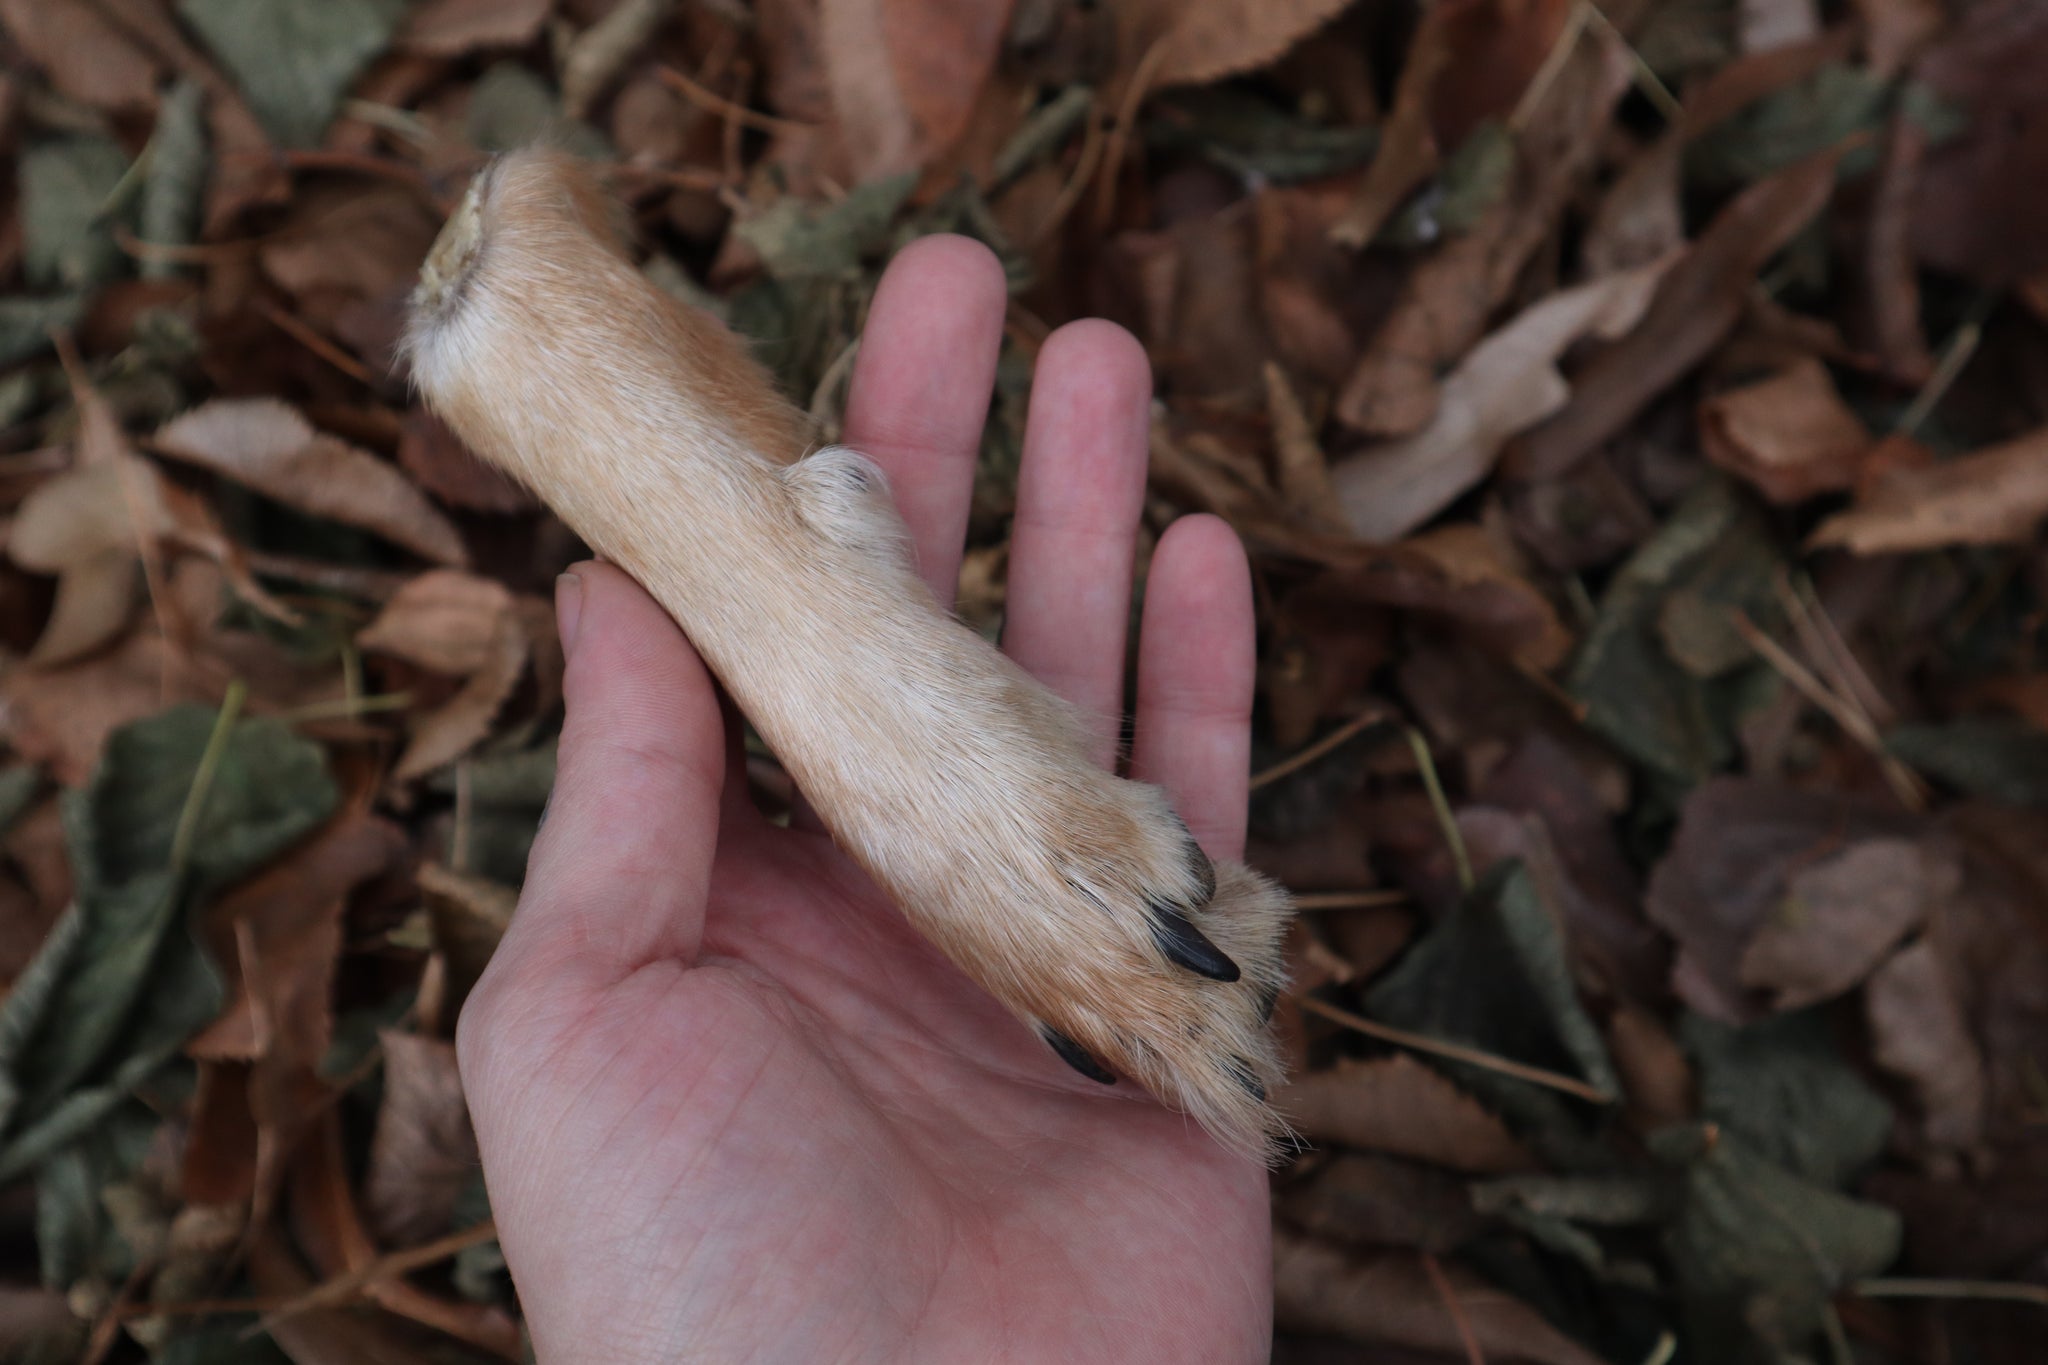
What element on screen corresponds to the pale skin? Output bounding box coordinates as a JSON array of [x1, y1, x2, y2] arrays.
[[454, 236, 1272, 1363]]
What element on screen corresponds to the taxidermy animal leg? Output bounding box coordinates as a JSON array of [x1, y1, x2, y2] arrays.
[[404, 150, 1292, 1158]]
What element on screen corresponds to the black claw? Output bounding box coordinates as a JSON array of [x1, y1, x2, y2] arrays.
[[1256, 982, 1280, 1024], [1147, 902, 1241, 982], [1187, 839, 1217, 903], [1042, 1026, 1116, 1084]]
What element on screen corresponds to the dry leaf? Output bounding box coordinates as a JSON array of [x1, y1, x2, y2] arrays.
[[1121, 0, 1359, 91], [1737, 837, 1959, 1010], [397, 408, 536, 515], [819, 0, 1015, 181], [359, 570, 530, 780], [1327, 0, 1452, 249], [1278, 1152, 1486, 1253], [396, 0, 553, 55], [367, 1031, 478, 1248], [1699, 355, 1875, 503], [10, 449, 292, 662], [1810, 426, 2048, 554], [1867, 938, 1987, 1155], [1332, 256, 1674, 541], [1274, 1231, 1607, 1365], [1509, 142, 1849, 481], [1274, 1053, 1538, 1173], [0, 0, 161, 112], [1334, 28, 1634, 435], [155, 398, 469, 565]]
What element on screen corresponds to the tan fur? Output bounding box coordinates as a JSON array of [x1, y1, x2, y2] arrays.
[[405, 151, 1292, 1158]]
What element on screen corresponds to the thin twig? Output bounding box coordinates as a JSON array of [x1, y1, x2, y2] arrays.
[[1298, 996, 1615, 1103], [1855, 1277, 2048, 1309], [1732, 611, 1927, 810], [1249, 710, 1392, 790], [1291, 889, 1411, 912], [170, 681, 248, 870], [257, 301, 378, 385], [1421, 1251, 1487, 1365], [1093, 37, 1170, 230], [1406, 727, 1473, 892], [1583, 1, 1683, 124], [1894, 292, 1995, 438], [657, 64, 814, 134], [251, 1219, 500, 1337], [1509, 0, 1594, 133]]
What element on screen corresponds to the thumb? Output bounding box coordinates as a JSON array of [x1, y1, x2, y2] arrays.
[[500, 561, 728, 983]]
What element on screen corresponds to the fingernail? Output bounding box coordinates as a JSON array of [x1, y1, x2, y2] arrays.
[[556, 571, 585, 655]]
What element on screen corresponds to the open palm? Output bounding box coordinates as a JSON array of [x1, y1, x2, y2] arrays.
[[455, 237, 1272, 1363]]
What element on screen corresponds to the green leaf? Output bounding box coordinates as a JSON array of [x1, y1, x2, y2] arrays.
[[1655, 1123, 1901, 1361], [20, 136, 131, 290], [177, 0, 408, 147], [0, 706, 334, 1169], [35, 1102, 156, 1289], [1682, 1011, 1891, 1190], [735, 175, 919, 282], [1385, 121, 1515, 247], [1364, 861, 1620, 1161], [1570, 478, 1783, 784], [139, 79, 210, 280], [466, 62, 611, 159], [0, 295, 88, 367], [0, 765, 42, 834], [1885, 716, 2048, 807]]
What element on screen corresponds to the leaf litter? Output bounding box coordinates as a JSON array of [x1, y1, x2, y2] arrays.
[[0, 0, 2046, 1361]]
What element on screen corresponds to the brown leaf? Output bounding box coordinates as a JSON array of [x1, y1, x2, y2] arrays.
[[396, 0, 554, 55], [418, 860, 517, 1013], [1645, 778, 1917, 1022], [1317, 528, 1574, 673], [1334, 28, 1633, 435], [1274, 1231, 1606, 1365], [1867, 938, 1987, 1155], [1584, 32, 1852, 276], [0, 0, 161, 112], [1120, 0, 1358, 91], [1326, 0, 1452, 249], [0, 629, 199, 785], [155, 399, 469, 565], [396, 409, 536, 515], [1262, 363, 1345, 533], [1274, 1054, 1538, 1173], [1910, 0, 2048, 285], [1737, 836, 1959, 1011], [1332, 256, 1673, 541], [819, 0, 1014, 181], [359, 571, 530, 780], [1699, 355, 1875, 503], [1810, 426, 2048, 554], [1277, 1152, 1485, 1254], [1509, 142, 1849, 481], [367, 1031, 478, 1249]]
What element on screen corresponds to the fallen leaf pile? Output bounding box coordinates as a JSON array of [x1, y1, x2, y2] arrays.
[[0, 0, 2045, 1361]]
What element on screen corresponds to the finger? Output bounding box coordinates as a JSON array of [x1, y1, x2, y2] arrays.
[[503, 562, 728, 981], [841, 233, 1008, 603], [1002, 319, 1153, 763], [1129, 516, 1256, 862]]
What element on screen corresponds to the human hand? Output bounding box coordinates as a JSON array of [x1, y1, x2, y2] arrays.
[[455, 236, 1272, 1363]]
